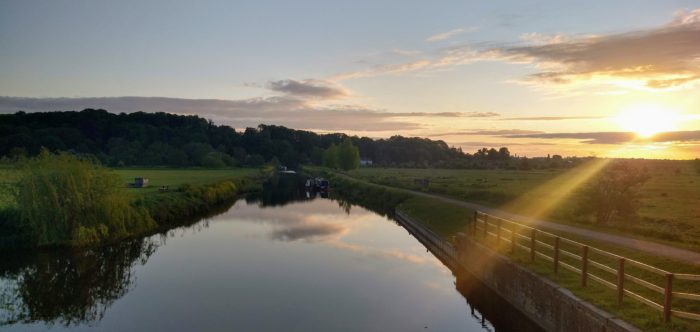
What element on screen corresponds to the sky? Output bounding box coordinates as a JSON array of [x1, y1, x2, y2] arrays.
[[1, 0, 699, 159]]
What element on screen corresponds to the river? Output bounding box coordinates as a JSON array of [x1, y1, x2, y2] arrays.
[[0, 176, 541, 331]]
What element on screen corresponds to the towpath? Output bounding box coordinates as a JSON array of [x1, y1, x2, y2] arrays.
[[336, 173, 700, 266]]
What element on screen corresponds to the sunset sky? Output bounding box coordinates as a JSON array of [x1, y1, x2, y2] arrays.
[[1, 1, 699, 159]]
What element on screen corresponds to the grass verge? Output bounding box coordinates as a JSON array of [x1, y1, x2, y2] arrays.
[[397, 196, 700, 331], [347, 163, 700, 251]]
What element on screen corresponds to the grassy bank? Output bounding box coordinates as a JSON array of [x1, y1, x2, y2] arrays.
[[313, 168, 412, 217], [131, 169, 266, 225], [314, 168, 699, 330], [347, 161, 700, 251], [395, 197, 700, 331], [0, 166, 268, 249]]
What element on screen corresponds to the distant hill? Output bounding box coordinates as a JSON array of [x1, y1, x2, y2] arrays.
[[0, 109, 472, 168]]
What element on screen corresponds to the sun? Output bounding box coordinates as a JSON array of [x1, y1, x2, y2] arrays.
[[615, 104, 681, 138]]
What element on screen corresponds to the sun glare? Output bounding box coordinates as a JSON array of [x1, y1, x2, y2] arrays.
[[615, 104, 681, 138]]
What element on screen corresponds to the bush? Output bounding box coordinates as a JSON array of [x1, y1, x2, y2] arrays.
[[14, 150, 155, 246], [202, 152, 227, 168], [576, 161, 650, 225]]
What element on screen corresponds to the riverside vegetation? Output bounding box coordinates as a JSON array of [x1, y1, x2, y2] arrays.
[[313, 167, 700, 331], [346, 159, 700, 251], [0, 151, 266, 249]]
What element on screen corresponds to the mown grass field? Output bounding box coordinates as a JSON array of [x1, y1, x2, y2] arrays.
[[116, 168, 259, 195], [348, 160, 700, 250], [398, 196, 700, 331], [0, 166, 260, 207]]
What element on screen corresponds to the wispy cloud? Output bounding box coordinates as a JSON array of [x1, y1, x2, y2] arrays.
[[454, 141, 558, 147], [501, 115, 606, 121], [426, 27, 476, 42], [491, 9, 700, 89], [266, 79, 349, 99], [378, 111, 499, 118], [335, 9, 700, 92], [519, 32, 573, 45], [428, 129, 545, 137], [506, 130, 700, 144], [331, 60, 432, 81]]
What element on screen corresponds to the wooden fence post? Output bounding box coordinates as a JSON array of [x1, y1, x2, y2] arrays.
[[483, 215, 488, 239], [581, 246, 589, 287], [496, 218, 502, 245], [553, 237, 560, 274], [530, 229, 537, 261], [664, 273, 673, 323], [617, 258, 625, 305]]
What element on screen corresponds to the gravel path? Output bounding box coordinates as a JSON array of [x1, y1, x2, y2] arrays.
[[341, 174, 700, 266]]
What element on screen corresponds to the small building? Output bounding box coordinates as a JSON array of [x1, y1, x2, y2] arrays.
[[128, 177, 149, 188], [360, 159, 373, 167]]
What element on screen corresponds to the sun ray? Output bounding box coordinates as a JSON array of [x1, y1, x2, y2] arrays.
[[499, 158, 611, 223]]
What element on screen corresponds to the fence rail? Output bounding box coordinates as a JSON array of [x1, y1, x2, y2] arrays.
[[470, 211, 700, 323]]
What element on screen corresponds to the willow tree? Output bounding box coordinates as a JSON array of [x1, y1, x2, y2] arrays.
[[337, 138, 360, 171], [15, 150, 154, 246], [322, 143, 339, 169]]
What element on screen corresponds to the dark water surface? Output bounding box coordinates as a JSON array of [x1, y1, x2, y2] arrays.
[[1, 179, 540, 331]]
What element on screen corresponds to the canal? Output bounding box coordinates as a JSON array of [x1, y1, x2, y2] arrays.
[[0, 176, 541, 331]]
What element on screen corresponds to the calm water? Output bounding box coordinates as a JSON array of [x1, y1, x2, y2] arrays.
[[0, 182, 540, 331]]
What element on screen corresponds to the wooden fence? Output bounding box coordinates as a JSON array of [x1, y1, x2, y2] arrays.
[[471, 211, 700, 323]]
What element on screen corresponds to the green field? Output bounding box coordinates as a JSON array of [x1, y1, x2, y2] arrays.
[[0, 166, 260, 207], [397, 196, 700, 331], [347, 160, 700, 250], [117, 168, 260, 195]]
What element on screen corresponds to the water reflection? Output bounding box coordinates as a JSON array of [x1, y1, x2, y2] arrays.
[[0, 174, 540, 331], [0, 238, 159, 327]]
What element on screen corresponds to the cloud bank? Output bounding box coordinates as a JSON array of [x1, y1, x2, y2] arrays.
[[497, 9, 700, 89], [507, 130, 700, 144], [336, 9, 700, 91], [0, 96, 496, 132]]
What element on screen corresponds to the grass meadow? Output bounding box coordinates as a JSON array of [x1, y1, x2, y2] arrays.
[[398, 196, 700, 331], [348, 160, 700, 250], [0, 166, 260, 207]]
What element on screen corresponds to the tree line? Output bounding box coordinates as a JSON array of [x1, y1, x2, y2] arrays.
[[0, 109, 583, 169]]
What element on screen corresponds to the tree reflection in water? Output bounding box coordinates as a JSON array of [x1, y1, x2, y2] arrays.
[[0, 200, 228, 328], [0, 176, 297, 328], [0, 238, 159, 327]]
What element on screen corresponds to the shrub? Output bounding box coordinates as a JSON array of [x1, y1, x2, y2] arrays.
[[576, 161, 650, 225], [14, 150, 155, 246]]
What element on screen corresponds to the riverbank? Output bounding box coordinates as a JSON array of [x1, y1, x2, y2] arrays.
[[345, 163, 700, 252], [310, 167, 700, 331], [394, 210, 638, 332], [0, 167, 271, 249]]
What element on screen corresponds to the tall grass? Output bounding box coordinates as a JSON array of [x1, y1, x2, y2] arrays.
[[13, 151, 155, 247]]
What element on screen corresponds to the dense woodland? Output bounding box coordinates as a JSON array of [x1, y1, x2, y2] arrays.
[[0, 109, 581, 169]]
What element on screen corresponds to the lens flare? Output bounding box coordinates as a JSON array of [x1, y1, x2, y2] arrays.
[[615, 104, 681, 138]]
